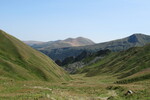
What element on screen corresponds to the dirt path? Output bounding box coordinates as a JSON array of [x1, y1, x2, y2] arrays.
[[30, 86, 52, 91]]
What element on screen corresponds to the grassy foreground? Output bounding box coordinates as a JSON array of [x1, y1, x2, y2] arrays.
[[0, 74, 149, 100]]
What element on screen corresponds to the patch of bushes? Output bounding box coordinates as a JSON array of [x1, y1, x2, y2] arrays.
[[106, 86, 125, 92]]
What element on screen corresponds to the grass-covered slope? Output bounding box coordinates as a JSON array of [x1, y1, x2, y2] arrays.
[[78, 43, 150, 82], [0, 30, 70, 81]]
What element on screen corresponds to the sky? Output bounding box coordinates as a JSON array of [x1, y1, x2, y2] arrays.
[[0, 0, 150, 43]]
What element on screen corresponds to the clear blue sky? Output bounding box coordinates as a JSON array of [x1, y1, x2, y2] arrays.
[[0, 0, 150, 43]]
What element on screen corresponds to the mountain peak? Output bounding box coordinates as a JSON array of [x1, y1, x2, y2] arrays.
[[76, 37, 87, 39], [128, 34, 139, 43], [64, 37, 90, 41], [128, 33, 149, 43], [64, 37, 95, 46], [132, 33, 143, 35], [26, 37, 95, 50]]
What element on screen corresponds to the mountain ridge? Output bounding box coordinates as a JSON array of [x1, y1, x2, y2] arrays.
[[38, 33, 150, 61], [24, 37, 95, 50]]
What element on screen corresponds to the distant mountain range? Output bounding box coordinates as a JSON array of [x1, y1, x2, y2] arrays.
[[0, 30, 70, 81], [32, 33, 150, 61], [24, 37, 95, 50], [23, 41, 44, 46]]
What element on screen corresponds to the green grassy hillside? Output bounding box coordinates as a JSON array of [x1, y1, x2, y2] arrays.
[[0, 30, 70, 82], [78, 43, 150, 83]]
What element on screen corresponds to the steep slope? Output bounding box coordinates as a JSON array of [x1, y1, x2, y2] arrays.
[[39, 33, 150, 61], [29, 37, 95, 50], [78, 43, 150, 82], [0, 30, 70, 81]]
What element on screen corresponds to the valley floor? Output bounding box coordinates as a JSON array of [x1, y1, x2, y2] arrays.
[[0, 74, 150, 100]]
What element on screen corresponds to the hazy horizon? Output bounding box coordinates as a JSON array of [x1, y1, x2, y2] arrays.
[[1, 0, 150, 43], [21, 33, 148, 44]]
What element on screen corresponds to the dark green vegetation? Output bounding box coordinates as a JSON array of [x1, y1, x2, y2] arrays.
[[57, 49, 111, 74], [55, 49, 111, 66], [78, 43, 150, 83], [38, 33, 150, 61], [0, 30, 70, 81]]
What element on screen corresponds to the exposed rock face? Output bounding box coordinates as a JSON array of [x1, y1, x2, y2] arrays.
[[63, 56, 104, 74], [64, 62, 85, 74]]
